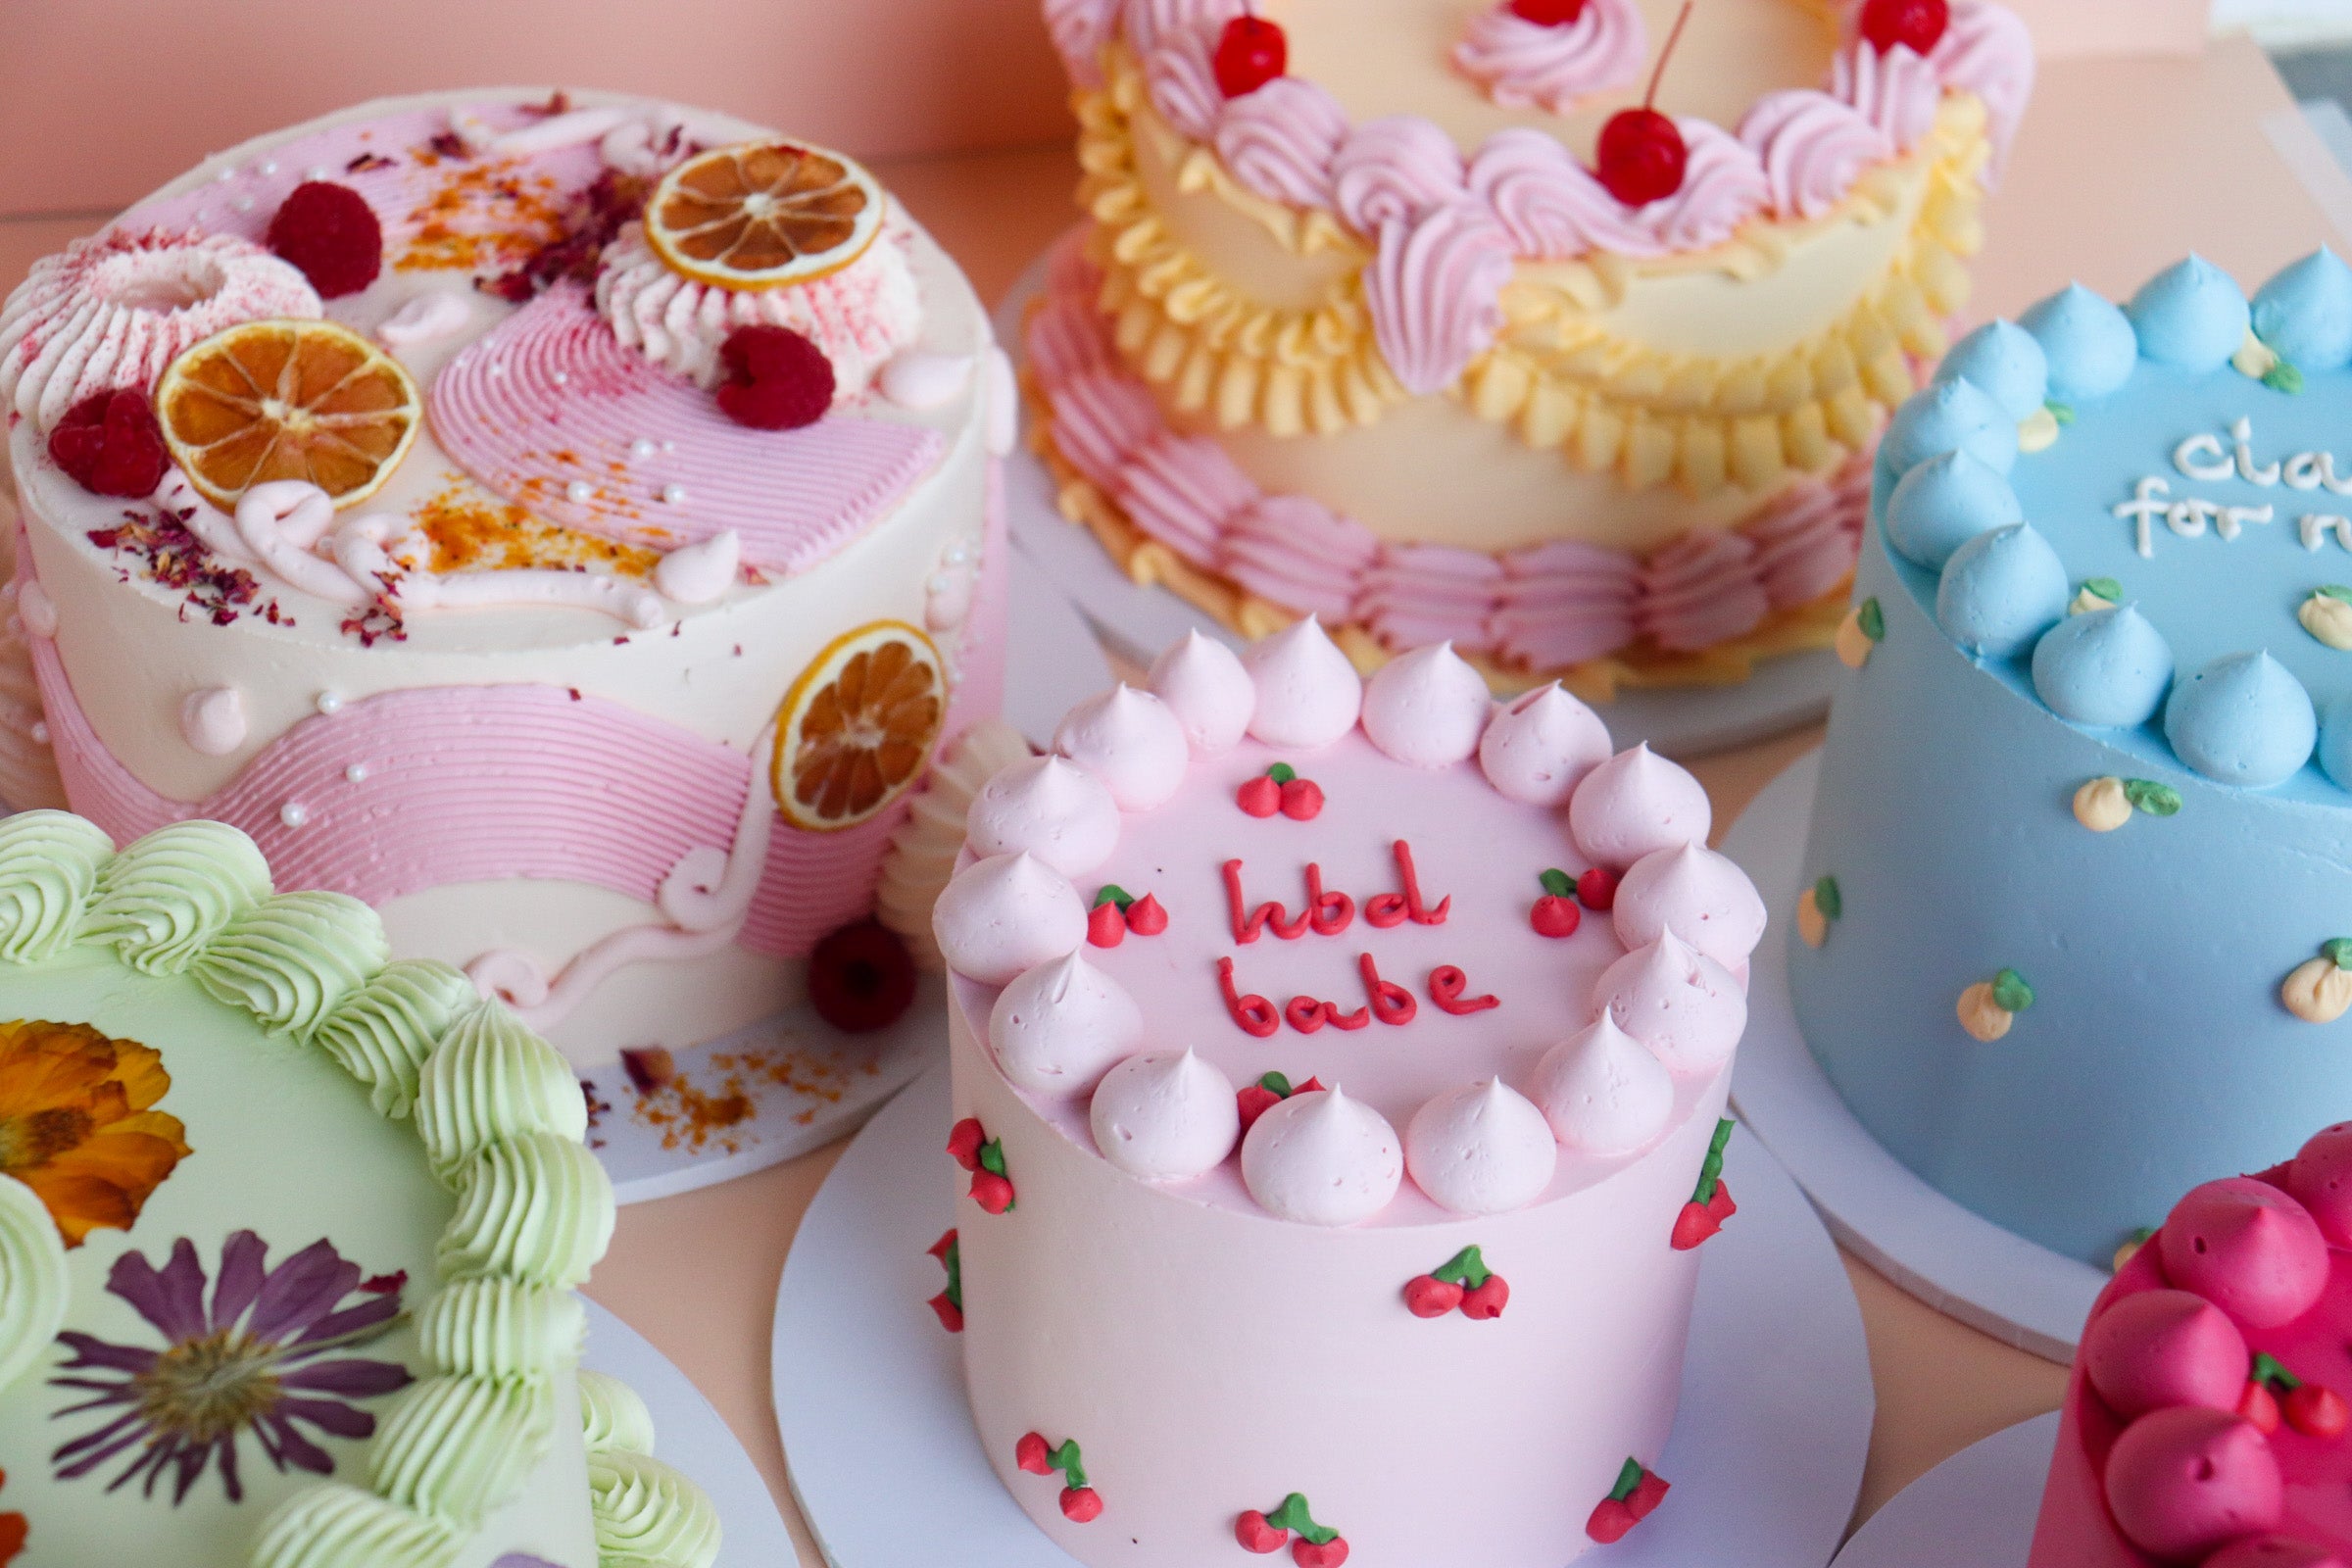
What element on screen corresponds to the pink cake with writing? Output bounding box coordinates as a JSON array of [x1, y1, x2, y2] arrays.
[[930, 618, 1766, 1566], [0, 89, 1013, 1094], [2030, 1125, 2352, 1568]]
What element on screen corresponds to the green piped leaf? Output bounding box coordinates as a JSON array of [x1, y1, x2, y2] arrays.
[[1607, 1457, 1647, 1504], [1540, 868, 1574, 899], [1266, 762, 1298, 785], [2324, 938, 2352, 972], [2319, 585, 2352, 605], [1258, 1071, 1293, 1098], [2047, 401, 2076, 425], [1431, 1246, 1492, 1290], [1812, 876, 1843, 921], [977, 1138, 1006, 1177], [1991, 969, 2035, 1013], [1049, 1440, 1089, 1489], [1691, 1117, 1736, 1204], [2266, 360, 2308, 396], [2122, 780, 2181, 817], [1856, 598, 1886, 642], [2253, 1351, 2304, 1392], [2082, 577, 2123, 605], [1267, 1494, 1338, 1546], [1093, 884, 1134, 910]]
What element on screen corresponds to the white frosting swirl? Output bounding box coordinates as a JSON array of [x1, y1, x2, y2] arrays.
[[1360, 642, 1492, 768], [1053, 684, 1191, 811], [1478, 682, 1613, 806], [990, 951, 1144, 1098], [1613, 842, 1768, 971], [1568, 743, 1712, 869], [1592, 928, 1746, 1075], [376, 290, 472, 349], [653, 531, 740, 606], [1403, 1078, 1559, 1215], [1241, 616, 1362, 748], [1241, 1087, 1403, 1226], [593, 222, 920, 401], [1148, 630, 1256, 755], [965, 755, 1122, 877], [931, 852, 1088, 986], [1453, 0, 1647, 116], [1090, 1049, 1242, 1180], [1530, 1013, 1676, 1155]]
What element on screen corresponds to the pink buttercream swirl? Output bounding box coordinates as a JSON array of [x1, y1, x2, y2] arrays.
[[1833, 37, 1944, 153], [1333, 117, 1470, 233], [1146, 39, 1225, 142], [1636, 119, 1771, 252], [1739, 90, 1895, 221], [1046, 0, 1124, 88], [1452, 0, 1648, 116], [1933, 0, 2035, 181], [1363, 202, 1516, 397], [1215, 78, 1353, 210], [1027, 236, 1871, 670], [1468, 130, 1663, 260]]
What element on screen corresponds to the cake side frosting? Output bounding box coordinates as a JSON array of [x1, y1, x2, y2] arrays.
[[937, 623, 1762, 1565], [0, 809, 717, 1568]]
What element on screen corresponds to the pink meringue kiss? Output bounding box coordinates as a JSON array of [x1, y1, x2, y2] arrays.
[[1054, 685, 1191, 811], [1241, 1086, 1403, 1226], [2082, 1289, 2252, 1420], [1478, 682, 1613, 807], [1569, 743, 1713, 870], [2158, 1177, 2331, 1330], [966, 755, 1121, 877], [1360, 642, 1493, 769], [1148, 629, 1255, 755], [1241, 616, 1363, 749], [932, 851, 1089, 986], [989, 950, 1144, 1099], [1612, 843, 1769, 972], [1404, 1078, 1558, 1215], [2103, 1406, 2282, 1561], [1529, 1013, 1674, 1156], [1591, 929, 1746, 1077], [1090, 1049, 1241, 1181], [2286, 1121, 2352, 1248]]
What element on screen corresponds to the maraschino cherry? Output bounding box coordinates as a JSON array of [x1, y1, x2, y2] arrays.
[[1858, 0, 1949, 55], [1508, 0, 1589, 23], [1594, 1, 1695, 207], [1215, 5, 1288, 98]]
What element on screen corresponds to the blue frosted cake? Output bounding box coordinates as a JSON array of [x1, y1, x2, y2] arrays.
[[1791, 249, 2352, 1265]]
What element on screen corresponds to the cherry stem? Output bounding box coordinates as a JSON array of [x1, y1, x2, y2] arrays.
[[1643, 0, 1696, 111]]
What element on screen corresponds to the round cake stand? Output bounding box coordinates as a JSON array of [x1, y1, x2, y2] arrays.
[[771, 1064, 1874, 1568], [587, 561, 1107, 1204], [1720, 753, 2108, 1362], [1831, 1415, 2057, 1568], [991, 240, 1844, 760], [584, 1297, 799, 1567]]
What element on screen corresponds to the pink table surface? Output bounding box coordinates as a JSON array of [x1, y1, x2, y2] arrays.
[[1, 31, 2341, 1567]]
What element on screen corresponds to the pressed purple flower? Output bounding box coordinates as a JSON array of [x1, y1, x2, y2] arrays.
[[48, 1229, 414, 1505]]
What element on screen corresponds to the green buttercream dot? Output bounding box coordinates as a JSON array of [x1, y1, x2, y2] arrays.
[[2320, 585, 2352, 605], [1267, 762, 1298, 784], [2266, 361, 2307, 395], [1540, 868, 1574, 899], [1813, 876, 1843, 921], [1609, 1457, 1645, 1503], [1857, 598, 1886, 642], [2083, 577, 2123, 604], [1259, 1071, 1292, 1097], [2324, 938, 2352, 971], [978, 1139, 1006, 1176], [1093, 884, 1133, 910], [1992, 969, 2034, 1013], [2048, 401, 2076, 425], [2123, 780, 2182, 817]]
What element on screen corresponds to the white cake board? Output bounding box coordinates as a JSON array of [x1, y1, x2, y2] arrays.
[[770, 1063, 1874, 1568], [584, 1297, 801, 1568], [991, 243, 1844, 760], [588, 558, 1106, 1204], [1721, 753, 2109, 1363], [1830, 1415, 2058, 1568]]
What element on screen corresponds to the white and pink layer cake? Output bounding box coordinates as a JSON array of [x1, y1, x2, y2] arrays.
[[931, 619, 1765, 1566], [0, 89, 1013, 1078]]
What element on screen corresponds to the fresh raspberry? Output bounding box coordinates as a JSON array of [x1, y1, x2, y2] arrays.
[[266, 181, 384, 298], [716, 324, 834, 430], [47, 390, 171, 498], [807, 919, 916, 1033]]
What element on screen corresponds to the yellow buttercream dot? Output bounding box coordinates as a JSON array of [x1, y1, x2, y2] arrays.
[[1835, 609, 1876, 670], [2233, 328, 2280, 382], [2300, 592, 2352, 652], [2019, 407, 2062, 454], [1796, 887, 1829, 950], [2282, 956, 2352, 1024], [2073, 778, 2132, 833], [1957, 982, 2014, 1043]]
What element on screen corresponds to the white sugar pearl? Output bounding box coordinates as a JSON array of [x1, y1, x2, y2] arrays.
[[566, 480, 595, 504], [315, 692, 344, 716], [630, 438, 658, 460], [280, 803, 310, 828], [345, 763, 369, 784], [661, 484, 687, 506]]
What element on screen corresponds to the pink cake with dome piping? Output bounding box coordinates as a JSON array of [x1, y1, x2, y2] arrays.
[[929, 618, 1766, 1566], [2030, 1125, 2352, 1568]]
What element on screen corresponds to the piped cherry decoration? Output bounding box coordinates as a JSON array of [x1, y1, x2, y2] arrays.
[[2242, 1353, 2351, 1440], [926, 1229, 963, 1332], [1088, 901, 1126, 949], [949, 1117, 1015, 1213], [1587, 1458, 1672, 1544], [1671, 1118, 1740, 1250], [1089, 885, 1167, 948], [1531, 868, 1583, 939], [1405, 1246, 1510, 1320], [1859, 0, 1950, 55], [1236, 1494, 1348, 1564], [1237, 1071, 1325, 1132], [1593, 1, 1695, 207], [1015, 1433, 1103, 1523], [1577, 866, 1619, 910], [1238, 762, 1323, 819], [1509, 0, 1590, 23], [1214, 11, 1288, 98]]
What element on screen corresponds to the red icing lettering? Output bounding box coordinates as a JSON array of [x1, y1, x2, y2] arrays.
[[1304, 863, 1355, 937], [1364, 840, 1451, 929], [1284, 994, 1370, 1033], [1357, 952, 1419, 1026], [1222, 859, 1310, 944], [1219, 956, 1280, 1038], [1429, 965, 1499, 1015]]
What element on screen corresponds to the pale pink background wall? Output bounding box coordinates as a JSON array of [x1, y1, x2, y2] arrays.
[[0, 0, 2211, 217]]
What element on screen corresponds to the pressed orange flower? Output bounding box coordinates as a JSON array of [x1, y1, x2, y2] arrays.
[[0, 1020, 190, 1248]]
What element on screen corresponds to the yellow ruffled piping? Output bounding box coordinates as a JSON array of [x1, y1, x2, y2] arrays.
[[1078, 53, 1995, 499]]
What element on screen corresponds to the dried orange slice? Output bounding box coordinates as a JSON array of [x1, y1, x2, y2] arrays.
[[155, 318, 420, 511], [643, 141, 885, 292], [771, 620, 948, 831]]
